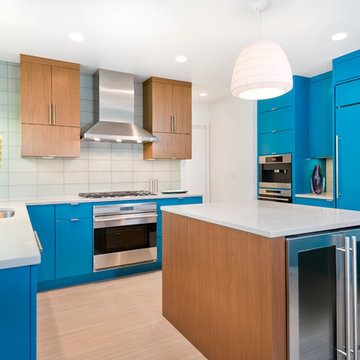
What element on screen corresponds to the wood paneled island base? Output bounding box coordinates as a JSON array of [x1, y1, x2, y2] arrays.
[[162, 212, 286, 360]]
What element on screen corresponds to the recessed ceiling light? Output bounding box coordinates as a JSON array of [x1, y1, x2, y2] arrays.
[[69, 32, 84, 42], [199, 93, 208, 97], [331, 32, 348, 41], [175, 55, 188, 63]]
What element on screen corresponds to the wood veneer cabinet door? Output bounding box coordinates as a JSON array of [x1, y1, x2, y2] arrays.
[[21, 125, 80, 158], [52, 66, 80, 127], [21, 124, 59, 157], [143, 133, 191, 160], [172, 84, 192, 135], [21, 61, 52, 125], [151, 81, 173, 133]]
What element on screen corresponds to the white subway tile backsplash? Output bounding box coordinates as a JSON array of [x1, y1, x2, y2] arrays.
[[9, 172, 37, 185], [9, 185, 37, 198], [0, 66, 180, 200], [133, 160, 152, 172], [63, 159, 89, 172], [89, 160, 111, 172], [64, 172, 89, 184], [89, 171, 111, 184], [37, 172, 64, 185], [37, 159, 63, 172], [111, 171, 132, 183], [38, 184, 64, 197], [111, 160, 132, 172], [64, 183, 89, 196], [9, 158, 37, 172]]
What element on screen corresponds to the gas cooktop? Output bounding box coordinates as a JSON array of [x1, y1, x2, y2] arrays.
[[78, 191, 156, 199]]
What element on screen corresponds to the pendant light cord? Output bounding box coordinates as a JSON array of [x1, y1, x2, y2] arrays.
[[257, 9, 262, 40]]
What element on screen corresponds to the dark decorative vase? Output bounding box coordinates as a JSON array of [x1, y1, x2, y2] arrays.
[[311, 165, 325, 195]]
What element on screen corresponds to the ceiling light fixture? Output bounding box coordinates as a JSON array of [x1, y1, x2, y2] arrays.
[[199, 93, 208, 97], [331, 32, 348, 41], [231, 0, 293, 100], [175, 55, 188, 63], [69, 32, 84, 42]]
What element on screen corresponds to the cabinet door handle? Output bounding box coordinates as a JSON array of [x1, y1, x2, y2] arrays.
[[271, 107, 276, 111], [174, 115, 177, 133], [352, 236, 358, 360], [271, 130, 277, 133], [70, 218, 79, 222], [52, 103, 56, 125], [34, 231, 43, 253], [49, 103, 52, 125]]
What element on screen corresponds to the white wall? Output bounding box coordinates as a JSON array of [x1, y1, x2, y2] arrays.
[[209, 96, 256, 202]]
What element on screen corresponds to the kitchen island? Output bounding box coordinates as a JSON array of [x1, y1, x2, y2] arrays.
[[161, 200, 360, 360]]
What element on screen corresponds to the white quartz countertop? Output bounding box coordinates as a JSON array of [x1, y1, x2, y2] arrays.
[[0, 193, 202, 270], [161, 200, 360, 238], [0, 201, 41, 270]]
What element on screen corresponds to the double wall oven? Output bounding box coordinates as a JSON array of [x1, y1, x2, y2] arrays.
[[258, 154, 292, 203], [93, 202, 157, 271]]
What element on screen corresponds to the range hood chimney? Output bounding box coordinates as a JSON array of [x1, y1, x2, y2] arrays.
[[81, 69, 157, 143]]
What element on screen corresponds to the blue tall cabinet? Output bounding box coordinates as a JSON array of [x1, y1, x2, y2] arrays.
[[333, 50, 360, 211], [257, 76, 309, 201]]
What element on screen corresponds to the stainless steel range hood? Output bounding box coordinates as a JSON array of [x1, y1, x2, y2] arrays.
[[81, 69, 157, 143]]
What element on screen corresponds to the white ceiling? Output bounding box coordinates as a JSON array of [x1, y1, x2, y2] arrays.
[[1, 0, 360, 101]]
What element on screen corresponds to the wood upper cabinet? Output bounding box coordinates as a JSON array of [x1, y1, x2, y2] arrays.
[[51, 66, 80, 127], [20, 54, 80, 158], [143, 77, 192, 159], [20, 61, 52, 125]]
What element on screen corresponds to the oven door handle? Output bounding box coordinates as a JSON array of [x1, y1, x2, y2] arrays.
[[94, 213, 158, 223], [258, 196, 290, 202]]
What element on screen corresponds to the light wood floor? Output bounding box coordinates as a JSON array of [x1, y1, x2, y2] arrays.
[[37, 270, 206, 360]]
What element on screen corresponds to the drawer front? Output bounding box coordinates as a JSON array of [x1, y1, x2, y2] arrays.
[[55, 203, 92, 220], [335, 79, 360, 107], [258, 130, 293, 155], [178, 196, 203, 205], [334, 55, 360, 84], [295, 197, 334, 208], [258, 90, 294, 113], [258, 106, 294, 134]]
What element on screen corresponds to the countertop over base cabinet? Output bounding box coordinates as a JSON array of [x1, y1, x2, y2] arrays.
[[143, 77, 192, 160], [20, 54, 80, 158]]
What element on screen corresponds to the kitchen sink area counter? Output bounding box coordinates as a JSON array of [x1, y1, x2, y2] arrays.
[[0, 201, 41, 270]]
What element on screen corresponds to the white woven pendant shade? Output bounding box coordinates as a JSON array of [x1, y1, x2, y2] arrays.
[[231, 39, 293, 100]]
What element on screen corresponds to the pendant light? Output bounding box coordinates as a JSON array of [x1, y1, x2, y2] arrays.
[[231, 0, 293, 100]]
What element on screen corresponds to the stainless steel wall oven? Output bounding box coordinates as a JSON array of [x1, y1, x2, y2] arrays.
[[93, 202, 157, 271], [259, 154, 292, 189]]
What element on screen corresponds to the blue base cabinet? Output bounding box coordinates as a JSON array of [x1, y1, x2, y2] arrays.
[[55, 218, 93, 279], [27, 196, 203, 291], [0, 265, 37, 360], [27, 205, 55, 282]]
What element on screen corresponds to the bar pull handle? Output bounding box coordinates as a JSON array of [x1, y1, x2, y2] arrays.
[[346, 236, 352, 359], [171, 115, 174, 133], [49, 103, 52, 125], [34, 231, 43, 253], [352, 236, 358, 360], [336, 135, 340, 198], [70, 218, 79, 222], [173, 115, 176, 133], [52, 103, 56, 125]]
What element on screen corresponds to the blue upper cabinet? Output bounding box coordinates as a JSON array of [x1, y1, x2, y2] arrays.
[[335, 78, 360, 107], [309, 72, 333, 158], [258, 130, 293, 155], [333, 49, 360, 84], [258, 88, 295, 113], [27, 205, 55, 282], [258, 106, 294, 134]]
